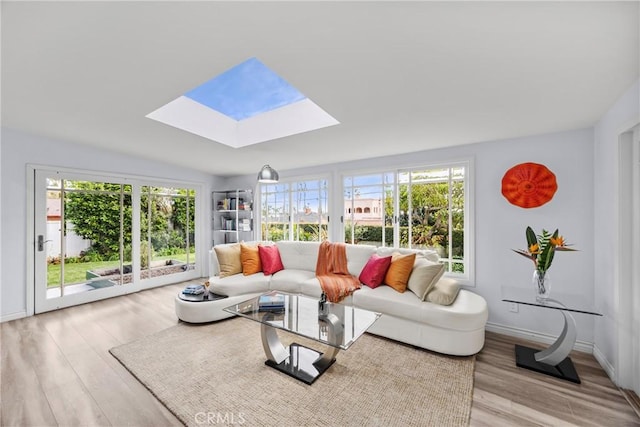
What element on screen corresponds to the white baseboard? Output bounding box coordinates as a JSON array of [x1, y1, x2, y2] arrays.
[[486, 322, 593, 353], [1, 310, 27, 323], [593, 344, 616, 382]]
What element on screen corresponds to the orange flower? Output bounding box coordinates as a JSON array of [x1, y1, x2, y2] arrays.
[[550, 236, 565, 247], [529, 243, 541, 254]]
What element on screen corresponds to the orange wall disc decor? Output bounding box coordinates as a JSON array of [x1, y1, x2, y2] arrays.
[[501, 162, 557, 208]]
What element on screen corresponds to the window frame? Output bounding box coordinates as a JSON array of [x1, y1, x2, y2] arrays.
[[341, 159, 475, 286], [257, 174, 332, 242]]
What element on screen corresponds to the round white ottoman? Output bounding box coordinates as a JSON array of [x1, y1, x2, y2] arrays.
[[174, 292, 265, 323], [174, 293, 235, 323]]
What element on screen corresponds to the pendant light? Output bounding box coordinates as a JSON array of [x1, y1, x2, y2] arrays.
[[257, 165, 279, 183]]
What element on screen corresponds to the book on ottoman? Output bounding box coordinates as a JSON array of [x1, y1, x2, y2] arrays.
[[183, 284, 205, 295]]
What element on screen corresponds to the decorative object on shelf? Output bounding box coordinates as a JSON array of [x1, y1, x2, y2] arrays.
[[257, 164, 279, 183], [513, 226, 577, 300], [203, 281, 210, 298], [501, 162, 557, 208]]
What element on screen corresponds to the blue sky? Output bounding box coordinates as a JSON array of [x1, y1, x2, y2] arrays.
[[184, 57, 306, 121]]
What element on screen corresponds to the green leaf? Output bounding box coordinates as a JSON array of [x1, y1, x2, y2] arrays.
[[525, 226, 537, 247], [538, 229, 559, 272]]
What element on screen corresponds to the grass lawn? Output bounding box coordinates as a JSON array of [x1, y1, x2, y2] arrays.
[[47, 252, 195, 287]]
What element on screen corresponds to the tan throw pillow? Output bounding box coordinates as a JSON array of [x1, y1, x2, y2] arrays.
[[214, 243, 242, 278], [384, 252, 416, 293], [407, 258, 445, 300], [240, 243, 262, 275], [426, 277, 461, 306]]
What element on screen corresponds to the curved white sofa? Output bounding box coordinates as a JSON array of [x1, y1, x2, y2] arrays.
[[175, 241, 488, 356]]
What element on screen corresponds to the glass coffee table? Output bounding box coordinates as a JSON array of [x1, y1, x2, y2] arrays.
[[502, 286, 602, 384], [224, 291, 380, 384]]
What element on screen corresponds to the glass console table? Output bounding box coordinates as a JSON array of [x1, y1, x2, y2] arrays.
[[224, 291, 380, 384], [502, 287, 602, 384]]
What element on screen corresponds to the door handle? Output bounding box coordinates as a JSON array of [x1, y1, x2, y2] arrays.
[[37, 235, 52, 252]]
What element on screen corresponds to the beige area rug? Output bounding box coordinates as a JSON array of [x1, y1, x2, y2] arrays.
[[110, 318, 475, 427]]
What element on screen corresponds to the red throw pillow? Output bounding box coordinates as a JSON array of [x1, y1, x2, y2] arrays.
[[258, 245, 285, 276], [359, 254, 392, 288]]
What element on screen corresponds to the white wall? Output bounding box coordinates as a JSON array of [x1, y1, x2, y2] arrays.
[[0, 127, 224, 321], [1, 123, 605, 350], [593, 79, 640, 381], [227, 127, 596, 344]]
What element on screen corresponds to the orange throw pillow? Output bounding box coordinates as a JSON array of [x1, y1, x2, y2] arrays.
[[240, 243, 262, 275], [384, 252, 416, 293]]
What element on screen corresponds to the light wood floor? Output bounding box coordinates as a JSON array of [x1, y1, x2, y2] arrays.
[[2, 282, 639, 426]]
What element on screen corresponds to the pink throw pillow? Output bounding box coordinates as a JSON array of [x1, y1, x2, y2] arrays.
[[359, 254, 392, 288], [258, 245, 285, 276]]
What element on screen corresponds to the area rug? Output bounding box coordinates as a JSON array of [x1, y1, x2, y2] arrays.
[[110, 318, 475, 426]]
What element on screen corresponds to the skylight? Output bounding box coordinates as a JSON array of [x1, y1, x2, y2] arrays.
[[146, 57, 339, 148]]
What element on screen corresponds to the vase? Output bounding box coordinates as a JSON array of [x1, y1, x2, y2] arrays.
[[532, 270, 550, 301]]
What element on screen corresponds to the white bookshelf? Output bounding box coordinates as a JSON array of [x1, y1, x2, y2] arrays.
[[212, 189, 253, 246]]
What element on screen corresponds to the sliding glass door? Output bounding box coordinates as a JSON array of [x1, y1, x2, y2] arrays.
[[33, 169, 200, 313], [140, 186, 196, 281]]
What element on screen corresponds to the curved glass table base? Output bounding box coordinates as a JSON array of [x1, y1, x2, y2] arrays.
[[502, 290, 602, 384], [515, 300, 581, 384], [224, 292, 380, 385], [533, 303, 577, 365], [261, 312, 343, 385]]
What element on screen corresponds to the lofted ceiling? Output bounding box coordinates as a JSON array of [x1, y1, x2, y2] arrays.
[[2, 1, 638, 177]]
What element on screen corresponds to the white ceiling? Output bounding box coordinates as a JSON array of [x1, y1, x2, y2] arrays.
[[2, 1, 638, 177]]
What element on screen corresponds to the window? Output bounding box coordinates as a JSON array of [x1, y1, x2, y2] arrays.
[[343, 173, 395, 247], [343, 161, 472, 282], [260, 178, 329, 241]]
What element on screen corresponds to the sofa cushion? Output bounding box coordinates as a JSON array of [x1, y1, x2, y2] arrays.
[[258, 244, 285, 275], [407, 258, 445, 300], [300, 277, 324, 298], [210, 273, 270, 297], [384, 252, 416, 293], [426, 277, 461, 306], [276, 241, 320, 271], [269, 269, 317, 294], [376, 247, 439, 263], [359, 254, 392, 289], [240, 243, 262, 275], [214, 243, 242, 278], [352, 286, 487, 332], [345, 244, 377, 276]]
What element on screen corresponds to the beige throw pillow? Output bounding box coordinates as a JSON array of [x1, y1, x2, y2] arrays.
[[214, 243, 242, 278], [426, 277, 461, 306], [407, 258, 445, 300]]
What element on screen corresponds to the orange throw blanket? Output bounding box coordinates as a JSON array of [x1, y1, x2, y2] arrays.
[[316, 241, 361, 303]]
